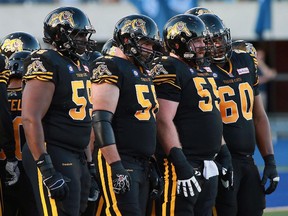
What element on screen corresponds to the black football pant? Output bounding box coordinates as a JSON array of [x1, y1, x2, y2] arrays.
[[153, 157, 218, 216], [0, 161, 38, 216], [215, 155, 265, 216], [95, 151, 151, 216], [22, 143, 91, 216]]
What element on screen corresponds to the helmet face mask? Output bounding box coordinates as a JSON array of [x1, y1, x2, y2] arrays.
[[163, 14, 210, 66], [43, 7, 96, 55], [113, 15, 162, 69], [198, 14, 232, 64], [9, 51, 31, 79]]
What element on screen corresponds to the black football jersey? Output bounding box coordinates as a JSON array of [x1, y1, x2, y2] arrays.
[[210, 50, 259, 155], [0, 54, 9, 85], [0, 54, 16, 159], [91, 55, 158, 157], [23, 50, 92, 152], [0, 87, 25, 161], [153, 56, 223, 160]]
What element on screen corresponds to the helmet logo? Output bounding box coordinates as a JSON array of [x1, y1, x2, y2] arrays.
[[150, 64, 168, 78], [121, 19, 147, 36], [26, 60, 47, 75], [167, 21, 192, 39], [1, 39, 24, 53], [92, 64, 112, 80], [48, 11, 75, 28], [197, 9, 211, 16]]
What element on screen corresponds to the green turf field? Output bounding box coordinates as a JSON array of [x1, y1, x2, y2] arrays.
[[264, 210, 288, 216]]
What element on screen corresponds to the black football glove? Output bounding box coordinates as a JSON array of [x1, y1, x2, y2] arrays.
[[168, 147, 201, 198], [216, 144, 234, 190], [5, 157, 20, 186], [149, 157, 164, 200], [261, 154, 280, 194], [110, 161, 131, 194], [36, 153, 70, 201], [87, 161, 100, 201]]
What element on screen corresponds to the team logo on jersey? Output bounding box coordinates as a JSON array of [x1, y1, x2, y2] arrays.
[[237, 67, 249, 75], [1, 39, 23, 53], [48, 11, 75, 28], [212, 73, 218, 78], [167, 21, 192, 40], [121, 19, 148, 36], [150, 64, 168, 77], [92, 64, 112, 80], [26, 60, 47, 75]]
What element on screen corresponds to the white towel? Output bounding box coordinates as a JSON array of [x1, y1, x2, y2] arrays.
[[203, 160, 219, 180]]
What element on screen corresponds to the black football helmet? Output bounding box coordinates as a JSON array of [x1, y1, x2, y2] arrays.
[[185, 7, 214, 16], [9, 51, 31, 79], [0, 32, 40, 58], [101, 38, 116, 55], [163, 14, 209, 66], [198, 14, 232, 63], [43, 7, 96, 55], [232, 40, 257, 56], [113, 14, 162, 69]]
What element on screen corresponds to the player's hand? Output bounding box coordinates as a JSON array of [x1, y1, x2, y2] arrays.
[[168, 147, 201, 197], [261, 154, 280, 194], [149, 157, 164, 199], [216, 144, 234, 190], [87, 161, 100, 201], [36, 153, 70, 201], [5, 157, 20, 186], [110, 161, 131, 194]]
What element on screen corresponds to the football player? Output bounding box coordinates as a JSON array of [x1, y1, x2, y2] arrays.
[[1, 50, 39, 216], [0, 53, 19, 216], [90, 14, 162, 215], [21, 7, 97, 216], [152, 14, 223, 216], [198, 13, 280, 216]]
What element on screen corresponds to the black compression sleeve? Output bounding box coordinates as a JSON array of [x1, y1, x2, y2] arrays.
[[92, 110, 116, 148]]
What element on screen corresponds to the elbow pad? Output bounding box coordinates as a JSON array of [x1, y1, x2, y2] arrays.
[[92, 110, 116, 148]]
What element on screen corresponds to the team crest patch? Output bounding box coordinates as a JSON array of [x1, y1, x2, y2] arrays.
[[68, 65, 74, 73], [1, 39, 23, 53], [92, 64, 112, 80], [26, 60, 47, 75], [237, 67, 249, 75], [132, 70, 139, 77], [48, 11, 75, 28], [121, 19, 148, 37], [167, 21, 192, 40], [150, 64, 168, 77]]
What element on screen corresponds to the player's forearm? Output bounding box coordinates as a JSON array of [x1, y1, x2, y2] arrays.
[[100, 144, 121, 164], [157, 119, 182, 155], [22, 117, 46, 160], [254, 114, 274, 156]]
